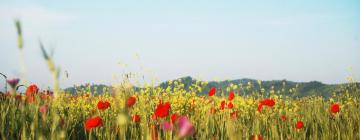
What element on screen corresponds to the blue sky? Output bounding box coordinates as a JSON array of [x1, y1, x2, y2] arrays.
[[0, 0, 359, 89]]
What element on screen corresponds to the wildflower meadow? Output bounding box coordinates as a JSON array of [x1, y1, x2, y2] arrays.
[[1, 2, 360, 139]]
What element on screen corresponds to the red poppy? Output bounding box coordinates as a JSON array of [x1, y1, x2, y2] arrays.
[[132, 115, 141, 123], [281, 115, 287, 121], [228, 91, 235, 101], [26, 84, 39, 96], [220, 100, 226, 110], [154, 101, 171, 118], [25, 84, 39, 103], [260, 98, 275, 107], [127, 96, 136, 107], [251, 134, 262, 140], [97, 101, 111, 110], [170, 113, 178, 124], [258, 98, 275, 112], [84, 116, 103, 131], [230, 111, 238, 119], [227, 102, 234, 109], [330, 103, 340, 114], [295, 121, 304, 129], [208, 87, 216, 96]]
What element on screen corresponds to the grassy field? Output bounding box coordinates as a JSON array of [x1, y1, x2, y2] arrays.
[[0, 79, 359, 140]]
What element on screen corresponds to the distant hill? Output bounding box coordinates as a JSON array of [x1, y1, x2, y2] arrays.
[[64, 76, 359, 98]]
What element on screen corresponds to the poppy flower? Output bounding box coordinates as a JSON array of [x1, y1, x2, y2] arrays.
[[295, 121, 304, 129], [6, 78, 20, 89], [170, 113, 179, 124], [84, 116, 103, 131], [258, 98, 275, 112], [25, 84, 39, 103], [208, 87, 216, 96], [132, 114, 141, 123], [260, 98, 275, 107], [330, 103, 340, 114], [251, 134, 262, 140], [97, 101, 111, 110], [227, 102, 234, 109], [26, 84, 39, 96], [220, 100, 226, 110], [228, 91, 235, 101], [230, 111, 238, 120], [127, 96, 136, 107], [281, 115, 287, 121], [154, 101, 171, 118]]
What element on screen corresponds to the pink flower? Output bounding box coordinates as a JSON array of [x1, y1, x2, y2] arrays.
[[39, 105, 49, 114], [161, 122, 173, 131], [177, 116, 195, 138], [6, 78, 20, 89]]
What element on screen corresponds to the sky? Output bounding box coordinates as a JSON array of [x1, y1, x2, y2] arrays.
[[0, 0, 359, 90]]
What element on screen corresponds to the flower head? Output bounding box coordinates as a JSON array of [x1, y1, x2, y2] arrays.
[[127, 96, 136, 107], [230, 111, 238, 120], [155, 101, 171, 118], [161, 122, 173, 131], [84, 116, 103, 131], [39, 105, 49, 114], [260, 98, 275, 107], [132, 114, 141, 123], [26, 84, 39, 103], [220, 100, 226, 110], [97, 101, 111, 110], [170, 113, 179, 124], [177, 116, 195, 138], [330, 103, 340, 114], [208, 87, 216, 96], [227, 102, 234, 109], [295, 121, 304, 129], [26, 84, 39, 95], [228, 91, 235, 101], [258, 98, 275, 112], [6, 78, 20, 89]]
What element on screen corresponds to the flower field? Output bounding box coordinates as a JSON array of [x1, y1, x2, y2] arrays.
[[1, 79, 359, 140], [1, 18, 360, 140]]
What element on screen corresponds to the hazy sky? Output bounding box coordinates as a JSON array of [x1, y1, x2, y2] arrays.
[[0, 0, 359, 90]]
